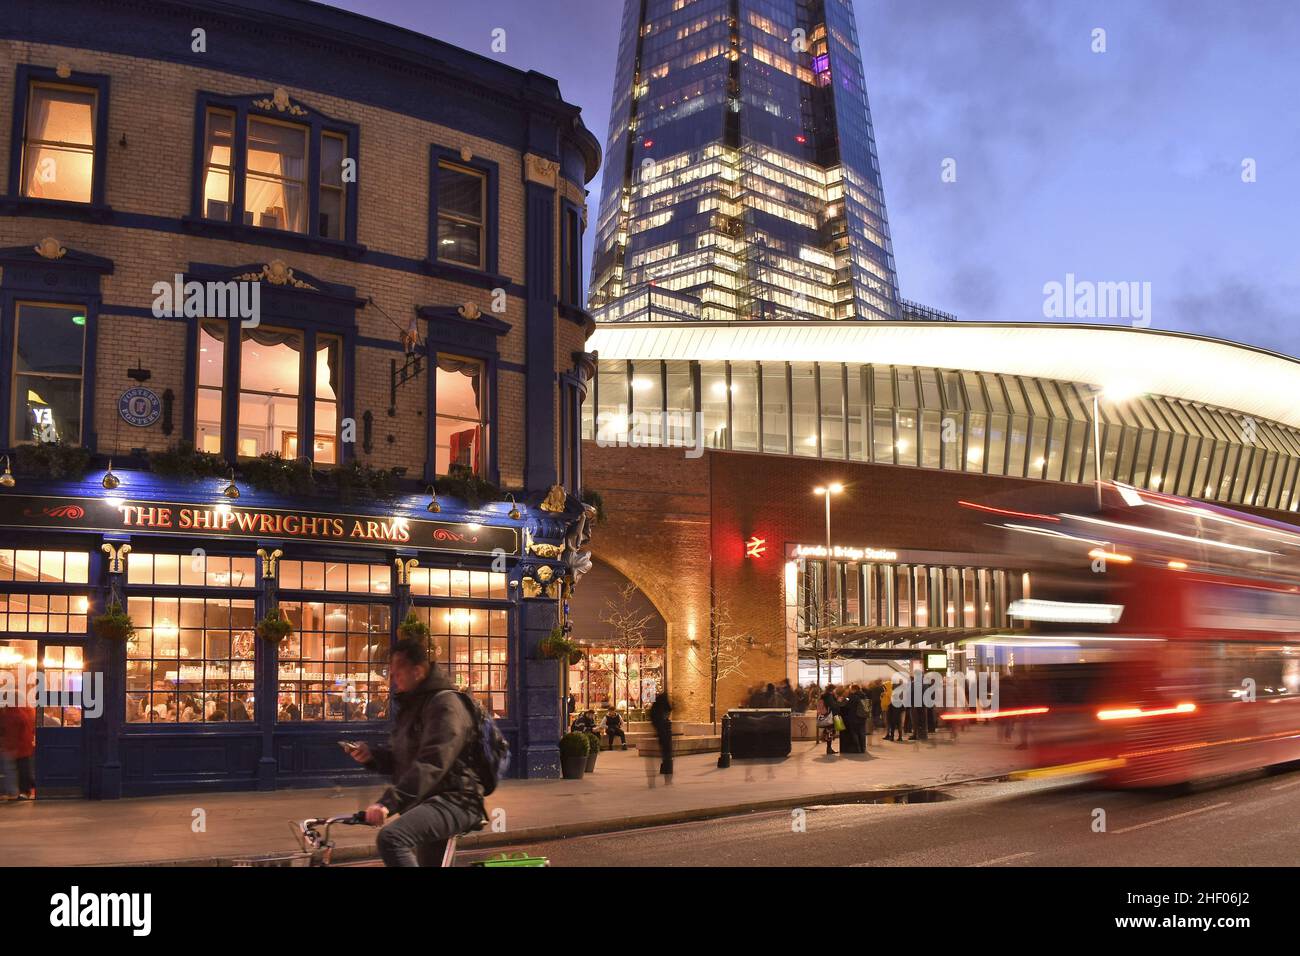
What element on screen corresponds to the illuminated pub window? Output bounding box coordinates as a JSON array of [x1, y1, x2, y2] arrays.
[[406, 605, 508, 718], [408, 567, 507, 599], [41, 645, 85, 727], [125, 595, 257, 723], [195, 323, 341, 462], [435, 356, 486, 476], [126, 553, 256, 588], [568, 647, 665, 716], [12, 303, 86, 445], [276, 561, 392, 722], [0, 549, 90, 583], [20, 82, 97, 202], [200, 108, 236, 221], [245, 116, 308, 233]]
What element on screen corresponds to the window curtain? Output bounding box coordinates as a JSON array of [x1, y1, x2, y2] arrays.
[[438, 357, 482, 473]]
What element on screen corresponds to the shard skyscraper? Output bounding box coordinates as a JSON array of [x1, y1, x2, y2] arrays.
[[589, 0, 903, 324]]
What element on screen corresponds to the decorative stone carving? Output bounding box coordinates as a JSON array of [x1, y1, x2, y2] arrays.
[[523, 153, 560, 189], [457, 302, 482, 320], [535, 565, 554, 583], [101, 542, 132, 574], [528, 541, 565, 559], [540, 484, 567, 513], [55, 62, 72, 79], [459, 147, 473, 163], [520, 577, 543, 599], [236, 259, 316, 289], [393, 556, 420, 586], [34, 237, 67, 260], [253, 87, 309, 116], [256, 547, 284, 579]]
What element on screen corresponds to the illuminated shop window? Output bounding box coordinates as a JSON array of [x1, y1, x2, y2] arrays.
[[41, 645, 85, 727], [279, 560, 391, 594], [125, 596, 257, 723], [12, 303, 85, 445], [277, 600, 391, 722], [409, 605, 509, 717], [435, 355, 486, 476], [0, 594, 89, 633], [126, 553, 256, 588], [20, 82, 97, 203], [408, 567, 507, 599], [0, 549, 89, 583], [436, 162, 486, 269]]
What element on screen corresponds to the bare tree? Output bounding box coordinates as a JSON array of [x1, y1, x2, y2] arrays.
[[689, 590, 752, 729], [799, 587, 852, 688], [599, 583, 654, 710]]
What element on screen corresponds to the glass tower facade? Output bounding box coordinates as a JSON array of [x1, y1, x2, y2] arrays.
[[590, 0, 901, 323]]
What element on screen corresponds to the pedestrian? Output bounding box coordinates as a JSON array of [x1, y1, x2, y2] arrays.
[[848, 683, 870, 752], [0, 702, 37, 800], [602, 705, 628, 750], [818, 684, 840, 755], [777, 678, 796, 709], [884, 676, 904, 742], [565, 693, 576, 725], [649, 689, 673, 775], [348, 637, 485, 867]]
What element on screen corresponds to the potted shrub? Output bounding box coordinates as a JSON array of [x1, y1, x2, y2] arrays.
[[397, 611, 430, 642], [256, 608, 293, 643], [585, 731, 602, 772], [559, 732, 589, 779], [92, 600, 135, 642]]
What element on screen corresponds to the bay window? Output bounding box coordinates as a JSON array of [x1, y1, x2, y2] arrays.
[[195, 322, 342, 461], [193, 95, 358, 243]]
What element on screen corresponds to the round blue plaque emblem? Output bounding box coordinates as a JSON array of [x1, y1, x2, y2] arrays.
[[119, 387, 162, 427]]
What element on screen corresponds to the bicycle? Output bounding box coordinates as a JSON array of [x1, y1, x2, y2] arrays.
[[290, 811, 481, 867]]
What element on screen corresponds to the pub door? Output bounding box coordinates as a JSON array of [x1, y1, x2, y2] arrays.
[[1, 639, 88, 796]]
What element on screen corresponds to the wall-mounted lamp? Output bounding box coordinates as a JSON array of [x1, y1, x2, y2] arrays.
[[425, 485, 440, 513], [0, 456, 14, 488], [101, 459, 121, 490], [221, 470, 241, 499], [507, 494, 521, 520]]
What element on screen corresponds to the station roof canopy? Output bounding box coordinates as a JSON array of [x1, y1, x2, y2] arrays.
[[587, 321, 1300, 430]]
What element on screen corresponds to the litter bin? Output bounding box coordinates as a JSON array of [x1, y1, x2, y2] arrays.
[[727, 708, 792, 758]]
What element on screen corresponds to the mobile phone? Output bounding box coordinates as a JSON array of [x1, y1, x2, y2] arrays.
[[337, 740, 362, 754]]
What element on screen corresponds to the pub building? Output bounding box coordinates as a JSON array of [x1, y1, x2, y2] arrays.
[[0, 0, 601, 797]]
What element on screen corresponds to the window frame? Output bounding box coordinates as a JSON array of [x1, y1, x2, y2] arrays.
[[6, 65, 111, 212], [186, 292, 356, 467], [428, 145, 499, 281], [188, 91, 360, 248], [8, 300, 89, 447]]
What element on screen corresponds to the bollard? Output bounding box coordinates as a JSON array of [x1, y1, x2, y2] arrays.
[[717, 713, 732, 768]]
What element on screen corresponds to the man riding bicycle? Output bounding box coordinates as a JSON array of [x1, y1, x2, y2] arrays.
[[348, 637, 484, 867]]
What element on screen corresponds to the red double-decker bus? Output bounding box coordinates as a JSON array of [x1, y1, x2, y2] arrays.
[[967, 485, 1300, 787]]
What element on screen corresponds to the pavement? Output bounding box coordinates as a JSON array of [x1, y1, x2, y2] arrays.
[[0, 725, 1027, 867]]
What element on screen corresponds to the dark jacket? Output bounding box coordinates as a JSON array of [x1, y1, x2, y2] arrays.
[[649, 694, 672, 730], [365, 667, 484, 818]]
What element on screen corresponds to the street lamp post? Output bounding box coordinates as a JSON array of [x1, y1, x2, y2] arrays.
[[812, 482, 843, 685]]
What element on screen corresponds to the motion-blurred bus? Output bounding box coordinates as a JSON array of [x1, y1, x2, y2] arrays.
[[963, 483, 1300, 787]]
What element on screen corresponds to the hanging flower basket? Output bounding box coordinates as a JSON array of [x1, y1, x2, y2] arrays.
[[397, 611, 430, 642], [93, 600, 136, 641], [256, 608, 294, 643], [539, 627, 582, 665]]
